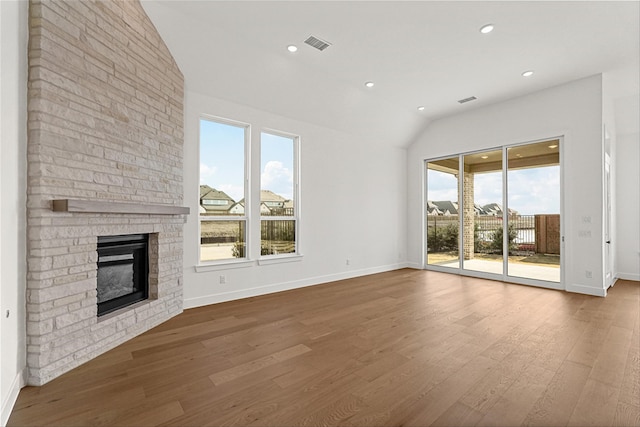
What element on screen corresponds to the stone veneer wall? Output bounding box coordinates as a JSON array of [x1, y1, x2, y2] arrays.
[[27, 0, 185, 385], [463, 172, 474, 260]]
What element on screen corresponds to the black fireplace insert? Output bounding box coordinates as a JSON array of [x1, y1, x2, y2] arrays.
[[97, 234, 149, 316]]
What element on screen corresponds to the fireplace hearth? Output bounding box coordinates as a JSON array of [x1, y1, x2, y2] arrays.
[[97, 234, 149, 316]]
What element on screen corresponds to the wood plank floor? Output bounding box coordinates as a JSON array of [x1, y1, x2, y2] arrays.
[[8, 269, 640, 427]]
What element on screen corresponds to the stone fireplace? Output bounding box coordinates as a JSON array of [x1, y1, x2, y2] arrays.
[[26, 0, 186, 385], [96, 233, 150, 317]]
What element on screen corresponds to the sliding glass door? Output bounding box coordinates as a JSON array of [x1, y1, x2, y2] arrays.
[[425, 139, 561, 285], [461, 149, 504, 275], [426, 157, 460, 269], [506, 140, 561, 282]]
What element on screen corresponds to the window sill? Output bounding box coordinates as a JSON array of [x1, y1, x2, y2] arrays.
[[258, 254, 304, 266], [195, 259, 255, 273]]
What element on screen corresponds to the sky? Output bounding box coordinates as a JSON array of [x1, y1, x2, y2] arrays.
[[427, 166, 560, 215], [200, 119, 294, 202]]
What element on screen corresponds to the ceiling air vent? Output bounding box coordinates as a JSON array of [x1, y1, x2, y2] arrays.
[[304, 35, 332, 51], [458, 96, 477, 104]]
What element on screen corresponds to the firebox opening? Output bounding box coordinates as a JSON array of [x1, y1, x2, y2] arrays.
[[97, 234, 149, 317]]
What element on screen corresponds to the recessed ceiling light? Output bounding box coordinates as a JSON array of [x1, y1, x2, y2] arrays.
[[480, 24, 494, 34], [417, 106, 425, 111], [287, 45, 298, 53], [365, 81, 375, 88], [522, 70, 534, 77], [481, 155, 489, 159], [548, 144, 558, 149]]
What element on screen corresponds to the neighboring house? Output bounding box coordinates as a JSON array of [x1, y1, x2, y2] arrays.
[[261, 190, 286, 209], [260, 202, 273, 215], [426, 201, 443, 215], [199, 185, 235, 214], [427, 201, 519, 217], [283, 200, 294, 212], [229, 190, 292, 216], [228, 201, 245, 215], [260, 190, 292, 216], [430, 200, 459, 215], [231, 200, 272, 215], [474, 203, 488, 216], [481, 203, 518, 217]]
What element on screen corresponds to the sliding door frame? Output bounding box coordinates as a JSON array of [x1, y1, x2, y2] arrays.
[[423, 136, 565, 291]]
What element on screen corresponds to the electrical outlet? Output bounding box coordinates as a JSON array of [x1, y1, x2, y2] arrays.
[[346, 259, 350, 266], [219, 275, 226, 284], [585, 270, 592, 279]]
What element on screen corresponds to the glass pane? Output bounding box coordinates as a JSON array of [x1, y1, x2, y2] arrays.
[[200, 220, 246, 261], [200, 119, 246, 216], [507, 140, 560, 282], [261, 220, 295, 255], [97, 263, 134, 303], [462, 149, 504, 275], [426, 157, 460, 268], [261, 132, 295, 217]]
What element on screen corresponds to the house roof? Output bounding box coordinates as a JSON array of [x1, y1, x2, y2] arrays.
[[200, 185, 234, 202], [482, 203, 519, 216], [260, 190, 286, 203], [431, 201, 459, 215]]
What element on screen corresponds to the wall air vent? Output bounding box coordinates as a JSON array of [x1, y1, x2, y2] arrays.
[[304, 35, 332, 51], [458, 96, 477, 104]]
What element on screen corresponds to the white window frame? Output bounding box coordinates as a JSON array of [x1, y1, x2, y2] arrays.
[[258, 129, 301, 262], [198, 115, 251, 266]]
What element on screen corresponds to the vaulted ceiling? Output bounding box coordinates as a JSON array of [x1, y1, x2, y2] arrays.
[[141, 1, 639, 147]]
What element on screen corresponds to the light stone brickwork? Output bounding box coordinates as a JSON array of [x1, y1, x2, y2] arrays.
[[26, 0, 185, 385], [463, 172, 475, 260]]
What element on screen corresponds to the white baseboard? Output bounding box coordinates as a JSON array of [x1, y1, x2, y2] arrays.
[[565, 282, 607, 297], [1, 369, 25, 427], [616, 272, 640, 282], [184, 262, 409, 309], [406, 262, 423, 269]]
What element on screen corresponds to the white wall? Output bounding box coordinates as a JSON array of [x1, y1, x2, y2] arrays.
[[615, 129, 640, 281], [602, 66, 639, 282], [1, 1, 28, 425], [602, 72, 617, 287], [407, 75, 606, 296], [183, 90, 408, 308]]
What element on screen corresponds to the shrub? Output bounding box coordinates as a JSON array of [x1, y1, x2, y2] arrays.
[[428, 224, 459, 252], [490, 223, 518, 254]]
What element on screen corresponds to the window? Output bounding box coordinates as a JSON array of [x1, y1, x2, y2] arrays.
[[198, 117, 300, 265], [199, 117, 248, 262], [260, 131, 299, 256], [202, 200, 229, 206]]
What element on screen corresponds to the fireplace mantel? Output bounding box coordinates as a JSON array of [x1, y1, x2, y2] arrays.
[[52, 199, 190, 215]]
